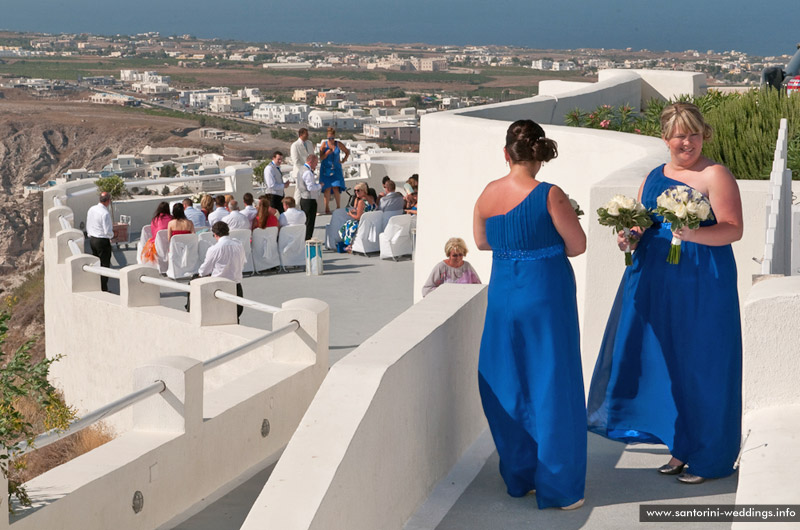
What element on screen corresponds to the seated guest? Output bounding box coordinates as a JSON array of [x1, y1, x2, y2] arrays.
[[182, 198, 207, 229], [252, 196, 280, 229], [279, 196, 307, 227], [242, 192, 258, 223], [222, 200, 251, 230], [200, 194, 214, 218], [208, 195, 228, 225], [338, 182, 376, 252], [379, 180, 404, 211], [404, 174, 419, 212], [168, 203, 195, 240], [142, 201, 172, 263], [378, 176, 392, 198], [367, 187, 379, 208], [421, 237, 481, 297]]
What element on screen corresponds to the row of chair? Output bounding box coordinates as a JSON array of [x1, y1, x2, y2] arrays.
[[324, 209, 415, 260], [136, 225, 307, 279]]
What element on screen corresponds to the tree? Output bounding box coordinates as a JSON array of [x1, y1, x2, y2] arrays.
[[159, 165, 178, 179], [161, 185, 171, 196], [408, 94, 424, 108], [253, 160, 268, 185], [0, 312, 73, 508], [95, 175, 127, 222]]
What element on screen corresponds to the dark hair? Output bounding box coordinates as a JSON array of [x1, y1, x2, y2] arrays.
[[367, 187, 379, 204], [298, 127, 308, 136], [243, 192, 254, 206], [182, 198, 193, 207], [153, 201, 170, 220], [382, 176, 391, 185], [505, 119, 558, 164], [172, 203, 187, 220], [211, 221, 230, 237], [215, 195, 226, 207], [272, 150, 283, 159]]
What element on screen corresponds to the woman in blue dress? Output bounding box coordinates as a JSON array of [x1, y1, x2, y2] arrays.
[[319, 127, 350, 214], [473, 120, 587, 510], [587, 103, 743, 484]]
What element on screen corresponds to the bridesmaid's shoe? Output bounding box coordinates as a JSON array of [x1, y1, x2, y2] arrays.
[[658, 462, 686, 475], [561, 498, 584, 510], [677, 472, 706, 484]]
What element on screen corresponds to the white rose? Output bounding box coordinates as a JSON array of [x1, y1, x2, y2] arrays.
[[674, 203, 688, 219], [695, 201, 711, 219], [678, 190, 690, 203], [619, 196, 636, 210], [686, 201, 700, 216], [635, 201, 646, 212], [606, 202, 620, 216]]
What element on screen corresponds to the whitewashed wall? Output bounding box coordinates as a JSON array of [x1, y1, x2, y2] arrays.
[[242, 284, 487, 530]]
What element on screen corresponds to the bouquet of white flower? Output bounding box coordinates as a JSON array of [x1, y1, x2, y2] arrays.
[[597, 195, 653, 266], [655, 185, 714, 264], [568, 197, 584, 219], [190, 192, 206, 205]]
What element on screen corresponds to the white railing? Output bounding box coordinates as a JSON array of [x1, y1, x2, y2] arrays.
[[761, 118, 794, 275], [14, 381, 166, 456], [203, 320, 300, 371]]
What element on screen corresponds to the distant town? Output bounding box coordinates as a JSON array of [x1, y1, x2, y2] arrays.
[[2, 30, 795, 195]]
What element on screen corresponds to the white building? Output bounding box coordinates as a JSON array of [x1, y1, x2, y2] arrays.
[[363, 123, 420, 143], [307, 110, 361, 130], [209, 94, 247, 113], [252, 103, 310, 124], [183, 87, 231, 108]]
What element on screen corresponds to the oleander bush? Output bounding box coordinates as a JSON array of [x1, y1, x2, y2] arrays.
[[566, 88, 800, 180]]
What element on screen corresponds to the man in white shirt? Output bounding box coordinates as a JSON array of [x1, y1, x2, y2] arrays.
[[241, 192, 258, 224], [222, 200, 251, 230], [207, 195, 228, 226], [86, 191, 114, 292], [297, 154, 322, 240], [290, 128, 314, 201], [278, 196, 307, 228], [197, 221, 246, 322], [264, 151, 288, 213], [182, 198, 207, 229]]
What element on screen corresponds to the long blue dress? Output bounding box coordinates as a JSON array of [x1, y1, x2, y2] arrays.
[[479, 182, 586, 509], [320, 141, 345, 191], [587, 164, 742, 479]]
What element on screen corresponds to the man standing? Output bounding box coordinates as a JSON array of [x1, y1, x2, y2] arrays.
[[222, 200, 251, 230], [86, 191, 114, 292], [182, 198, 207, 229], [290, 128, 314, 201], [264, 151, 288, 214], [197, 221, 246, 322], [297, 154, 322, 240]]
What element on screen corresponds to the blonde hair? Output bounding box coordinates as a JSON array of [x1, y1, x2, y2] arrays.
[[200, 194, 214, 212], [660, 102, 712, 141], [327, 127, 336, 137], [354, 182, 368, 193], [444, 237, 468, 257], [282, 196, 296, 208]]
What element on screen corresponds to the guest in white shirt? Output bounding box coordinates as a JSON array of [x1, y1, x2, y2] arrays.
[[241, 192, 258, 224], [297, 154, 322, 240], [207, 195, 228, 226], [279, 196, 307, 228], [196, 221, 246, 322], [86, 191, 114, 292], [222, 200, 251, 230], [379, 180, 405, 212], [182, 198, 207, 229], [290, 128, 314, 200], [264, 151, 288, 214]]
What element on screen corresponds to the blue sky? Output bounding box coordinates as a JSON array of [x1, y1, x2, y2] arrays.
[[3, 0, 799, 56]]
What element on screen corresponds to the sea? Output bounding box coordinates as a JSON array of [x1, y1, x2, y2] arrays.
[[2, 0, 799, 57]]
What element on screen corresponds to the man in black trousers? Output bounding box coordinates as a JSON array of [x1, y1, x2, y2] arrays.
[[85, 191, 114, 291]]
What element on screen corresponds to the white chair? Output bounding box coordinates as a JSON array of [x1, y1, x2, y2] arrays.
[[325, 208, 349, 250], [136, 225, 154, 267], [380, 209, 404, 232], [379, 214, 414, 260], [351, 210, 384, 256], [229, 229, 254, 275], [198, 231, 215, 264], [166, 233, 200, 280], [154, 229, 169, 274], [278, 224, 306, 270], [252, 227, 280, 272]]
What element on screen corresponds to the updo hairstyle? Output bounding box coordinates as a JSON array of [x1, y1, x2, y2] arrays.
[[660, 102, 712, 141], [505, 119, 558, 164]]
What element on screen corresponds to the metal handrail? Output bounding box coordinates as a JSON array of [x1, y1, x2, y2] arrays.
[[203, 320, 300, 371], [59, 216, 72, 230], [14, 380, 166, 456], [68, 239, 83, 256], [214, 289, 280, 313], [140, 274, 192, 292], [83, 265, 121, 280]]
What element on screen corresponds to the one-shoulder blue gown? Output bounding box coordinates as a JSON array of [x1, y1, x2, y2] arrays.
[[587, 164, 742, 479], [479, 182, 586, 509]]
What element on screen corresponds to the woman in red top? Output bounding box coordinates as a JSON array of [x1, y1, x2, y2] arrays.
[[142, 201, 172, 263], [252, 196, 280, 229], [167, 203, 195, 240]]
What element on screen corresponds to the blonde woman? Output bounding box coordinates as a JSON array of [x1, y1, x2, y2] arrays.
[[421, 238, 481, 297], [588, 102, 743, 485], [338, 182, 373, 251]]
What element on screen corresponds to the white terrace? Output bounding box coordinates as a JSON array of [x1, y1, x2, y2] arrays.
[[8, 69, 800, 530]]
